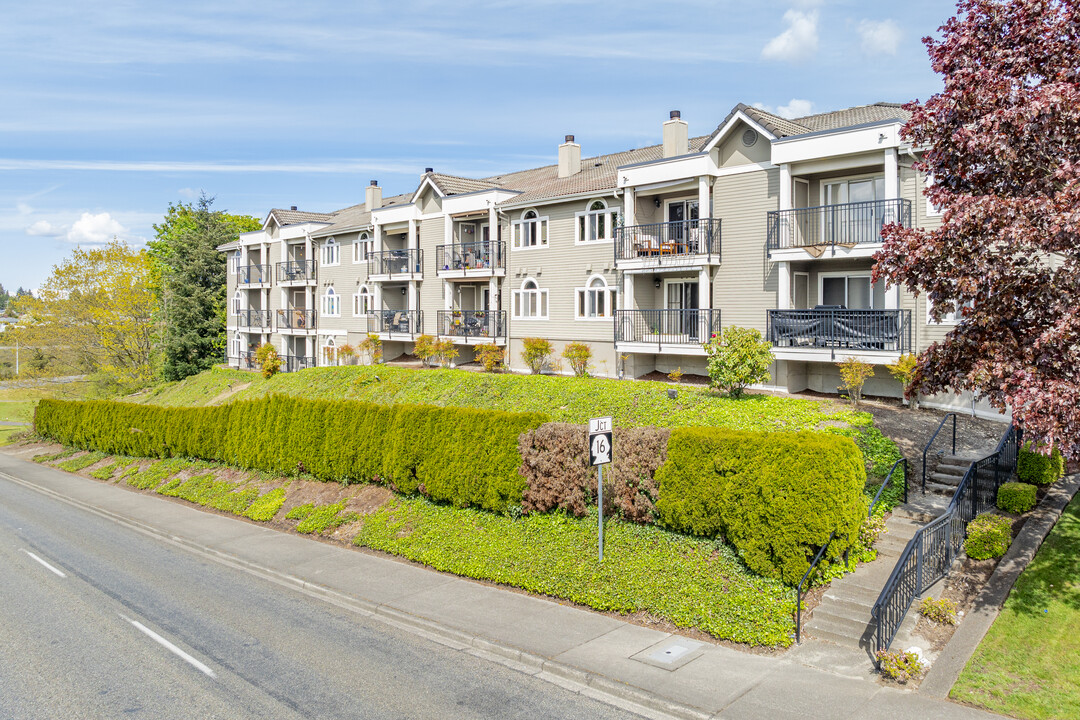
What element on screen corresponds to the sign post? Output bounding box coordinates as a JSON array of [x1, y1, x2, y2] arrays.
[[588, 417, 613, 561]]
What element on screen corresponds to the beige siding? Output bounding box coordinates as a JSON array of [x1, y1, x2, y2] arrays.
[[718, 120, 771, 167], [419, 217, 447, 333], [712, 168, 780, 332]]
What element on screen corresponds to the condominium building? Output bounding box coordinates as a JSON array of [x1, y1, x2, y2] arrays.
[[222, 101, 986, 414]]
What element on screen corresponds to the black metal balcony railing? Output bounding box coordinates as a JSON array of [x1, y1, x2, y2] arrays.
[[236, 309, 272, 329], [237, 263, 271, 284], [436, 310, 506, 342], [276, 259, 316, 283], [436, 241, 504, 273], [237, 351, 258, 371], [614, 218, 721, 263], [766, 308, 912, 353], [372, 309, 423, 335], [614, 309, 722, 349], [281, 355, 315, 373], [766, 199, 911, 252], [369, 249, 423, 276], [276, 308, 316, 330]]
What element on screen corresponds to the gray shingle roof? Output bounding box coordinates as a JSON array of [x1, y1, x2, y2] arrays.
[[425, 173, 503, 197], [792, 102, 912, 133], [309, 193, 413, 238], [269, 208, 336, 226]]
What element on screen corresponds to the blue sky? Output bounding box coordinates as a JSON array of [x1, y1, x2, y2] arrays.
[[0, 0, 954, 291]]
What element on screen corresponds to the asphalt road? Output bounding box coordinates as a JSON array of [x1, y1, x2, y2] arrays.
[[0, 471, 641, 720]]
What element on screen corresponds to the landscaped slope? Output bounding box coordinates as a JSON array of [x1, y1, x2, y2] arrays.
[[132, 365, 866, 432]]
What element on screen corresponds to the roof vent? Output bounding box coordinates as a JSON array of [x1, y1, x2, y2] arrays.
[[669, 110, 681, 119], [369, 180, 378, 187], [290, 205, 297, 211], [425, 167, 434, 174], [565, 134, 575, 143], [742, 128, 759, 147]]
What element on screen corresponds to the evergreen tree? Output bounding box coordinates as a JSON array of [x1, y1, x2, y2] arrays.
[[150, 193, 260, 381]]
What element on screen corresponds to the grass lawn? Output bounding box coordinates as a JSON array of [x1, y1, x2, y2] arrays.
[[355, 496, 796, 646], [951, 493, 1080, 719], [135, 365, 867, 433], [0, 400, 34, 423]]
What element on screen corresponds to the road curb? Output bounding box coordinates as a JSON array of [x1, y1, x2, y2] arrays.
[[3, 469, 711, 720], [919, 473, 1080, 698]]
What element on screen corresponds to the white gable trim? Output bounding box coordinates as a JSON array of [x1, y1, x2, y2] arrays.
[[703, 110, 778, 153]]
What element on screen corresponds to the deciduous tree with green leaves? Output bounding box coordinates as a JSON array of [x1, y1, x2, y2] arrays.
[[150, 193, 260, 381], [702, 326, 773, 398], [877, 0, 1080, 456]]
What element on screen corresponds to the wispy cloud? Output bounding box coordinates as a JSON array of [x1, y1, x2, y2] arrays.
[[752, 99, 814, 119], [857, 19, 902, 56], [762, 10, 819, 62], [0, 159, 430, 174]]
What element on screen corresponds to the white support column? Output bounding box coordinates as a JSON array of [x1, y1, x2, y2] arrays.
[[304, 233, 313, 268], [408, 219, 418, 251], [624, 187, 636, 227], [408, 281, 418, 313], [884, 148, 899, 199], [698, 177, 711, 220], [885, 284, 900, 310], [779, 163, 792, 211], [621, 272, 634, 348], [373, 224, 383, 253], [776, 261, 791, 310], [443, 280, 453, 311], [488, 276, 498, 312], [698, 267, 712, 341]]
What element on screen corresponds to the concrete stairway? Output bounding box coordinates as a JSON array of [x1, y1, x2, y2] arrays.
[[803, 496, 950, 651], [924, 453, 980, 495]]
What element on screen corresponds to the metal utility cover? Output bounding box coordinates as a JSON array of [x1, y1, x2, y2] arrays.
[[631, 637, 705, 671]]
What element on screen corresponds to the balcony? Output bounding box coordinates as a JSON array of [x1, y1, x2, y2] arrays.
[[276, 259, 316, 285], [237, 309, 272, 329], [614, 219, 721, 268], [435, 242, 505, 279], [767, 308, 912, 359], [436, 310, 506, 344], [281, 355, 315, 373], [238, 263, 272, 285], [614, 309, 722, 353], [369, 249, 423, 279], [235, 351, 259, 371], [371, 309, 423, 337], [276, 308, 316, 332], [766, 199, 911, 256]]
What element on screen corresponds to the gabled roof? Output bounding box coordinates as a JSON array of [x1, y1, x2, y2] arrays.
[[791, 102, 911, 133], [309, 192, 413, 238], [422, 172, 503, 198], [267, 208, 336, 227]]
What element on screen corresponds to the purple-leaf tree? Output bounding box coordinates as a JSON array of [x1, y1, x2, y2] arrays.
[[876, 0, 1080, 457]]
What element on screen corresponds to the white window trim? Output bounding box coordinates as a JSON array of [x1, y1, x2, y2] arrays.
[[232, 291, 242, 316], [575, 274, 617, 320], [924, 172, 943, 217], [512, 277, 549, 320], [321, 287, 341, 318], [352, 232, 370, 264], [511, 209, 550, 251], [817, 271, 880, 310], [322, 237, 340, 267], [321, 336, 338, 366], [352, 285, 373, 317], [927, 297, 971, 325], [574, 199, 619, 245]]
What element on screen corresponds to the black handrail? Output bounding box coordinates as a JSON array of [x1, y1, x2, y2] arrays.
[[796, 530, 837, 644], [237, 263, 271, 284], [766, 198, 912, 252], [436, 310, 506, 342], [275, 259, 316, 283], [276, 308, 316, 330], [369, 249, 423, 276], [613, 309, 722, 349], [871, 423, 1021, 656], [869, 458, 908, 518], [614, 218, 721, 264], [767, 308, 912, 354], [436, 241, 504, 273], [372, 309, 423, 335], [921, 413, 957, 492]]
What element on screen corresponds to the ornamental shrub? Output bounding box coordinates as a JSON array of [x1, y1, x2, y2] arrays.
[[562, 342, 593, 378], [254, 343, 280, 378], [473, 343, 504, 373], [918, 596, 958, 625], [413, 335, 437, 367], [837, 357, 875, 407], [702, 326, 773, 398], [964, 513, 1012, 560], [521, 337, 553, 374], [33, 396, 547, 514], [997, 482, 1037, 514], [655, 427, 867, 584], [876, 649, 925, 683], [1017, 442, 1065, 486], [433, 339, 458, 368]]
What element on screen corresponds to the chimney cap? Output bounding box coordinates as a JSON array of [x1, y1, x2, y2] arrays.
[[290, 205, 297, 211], [369, 179, 378, 187], [669, 110, 681, 120], [564, 134, 575, 143], [424, 167, 434, 174]]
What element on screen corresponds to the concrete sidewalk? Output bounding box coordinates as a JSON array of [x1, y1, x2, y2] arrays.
[[0, 450, 1007, 720]]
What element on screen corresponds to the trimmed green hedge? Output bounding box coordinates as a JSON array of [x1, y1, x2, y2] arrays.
[[997, 482, 1037, 514], [655, 427, 867, 584], [965, 514, 1012, 560], [1017, 443, 1065, 486], [34, 396, 547, 513]]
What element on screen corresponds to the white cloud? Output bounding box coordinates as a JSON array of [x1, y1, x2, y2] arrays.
[[857, 19, 902, 56], [752, 99, 814, 120], [762, 10, 819, 62], [26, 220, 65, 236], [178, 187, 199, 199], [66, 212, 128, 245], [16, 201, 33, 215]]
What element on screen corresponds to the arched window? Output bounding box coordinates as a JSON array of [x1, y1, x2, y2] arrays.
[[322, 336, 337, 366], [231, 331, 242, 360], [232, 290, 242, 316], [321, 286, 340, 317], [322, 237, 340, 266], [513, 278, 548, 319], [353, 232, 370, 264], [512, 209, 548, 250], [353, 284, 373, 316], [576, 275, 617, 319], [576, 199, 620, 244]]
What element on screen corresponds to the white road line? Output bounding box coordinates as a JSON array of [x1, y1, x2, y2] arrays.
[[118, 614, 217, 678], [20, 549, 67, 578]]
